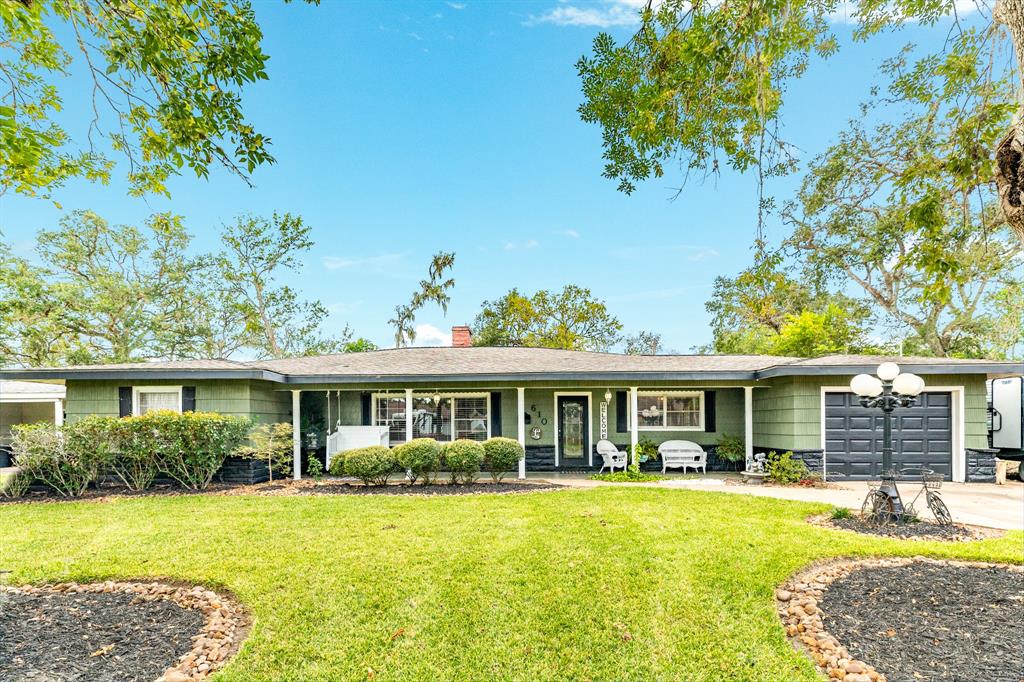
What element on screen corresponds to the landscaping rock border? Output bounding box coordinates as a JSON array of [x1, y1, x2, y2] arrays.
[[2, 580, 248, 682], [776, 557, 1024, 682], [808, 513, 1002, 542]]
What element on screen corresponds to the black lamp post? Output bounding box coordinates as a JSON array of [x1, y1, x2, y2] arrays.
[[850, 362, 925, 519]]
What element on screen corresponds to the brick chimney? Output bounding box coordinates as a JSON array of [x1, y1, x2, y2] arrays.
[[451, 325, 472, 347]]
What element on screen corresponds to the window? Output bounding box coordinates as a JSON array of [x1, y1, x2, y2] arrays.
[[453, 396, 489, 441], [375, 393, 490, 443], [637, 392, 703, 430], [376, 395, 407, 442], [134, 387, 182, 416]]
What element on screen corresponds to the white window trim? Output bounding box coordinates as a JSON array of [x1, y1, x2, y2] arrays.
[[371, 391, 492, 442], [636, 390, 705, 432], [553, 392, 594, 467], [819, 386, 966, 484], [132, 385, 183, 416]]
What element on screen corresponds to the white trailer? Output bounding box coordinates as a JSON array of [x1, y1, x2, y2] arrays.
[[990, 376, 1024, 451]]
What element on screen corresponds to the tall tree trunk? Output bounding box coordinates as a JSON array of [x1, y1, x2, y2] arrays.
[[995, 0, 1024, 243]]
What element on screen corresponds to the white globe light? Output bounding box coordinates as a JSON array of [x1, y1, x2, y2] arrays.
[[851, 374, 883, 397], [893, 372, 925, 397], [876, 362, 900, 381]]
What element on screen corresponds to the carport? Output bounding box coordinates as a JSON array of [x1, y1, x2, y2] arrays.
[[0, 381, 65, 467]]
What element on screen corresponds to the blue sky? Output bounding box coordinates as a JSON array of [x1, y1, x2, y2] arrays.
[[0, 0, 969, 351]]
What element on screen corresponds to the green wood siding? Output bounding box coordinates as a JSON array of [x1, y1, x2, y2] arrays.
[[63, 374, 989, 452], [753, 374, 989, 451], [64, 379, 289, 424]]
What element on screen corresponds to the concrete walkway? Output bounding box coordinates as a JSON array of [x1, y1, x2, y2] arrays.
[[529, 472, 1024, 531]]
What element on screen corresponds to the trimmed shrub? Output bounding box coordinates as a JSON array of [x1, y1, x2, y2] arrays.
[[10, 420, 111, 497], [235, 422, 294, 481], [336, 445, 396, 486], [764, 451, 808, 485], [393, 438, 442, 484], [147, 411, 252, 490], [442, 439, 485, 484], [104, 416, 158, 491], [0, 467, 32, 498], [482, 437, 523, 482]]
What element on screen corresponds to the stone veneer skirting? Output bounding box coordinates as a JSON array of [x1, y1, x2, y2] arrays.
[[965, 448, 998, 483]]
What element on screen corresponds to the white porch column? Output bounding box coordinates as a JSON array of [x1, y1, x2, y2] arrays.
[[629, 387, 639, 467], [517, 387, 526, 479], [404, 388, 414, 443], [291, 390, 301, 481], [743, 386, 754, 472], [53, 400, 64, 427]]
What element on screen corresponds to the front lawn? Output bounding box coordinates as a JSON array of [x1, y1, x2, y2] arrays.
[[1, 487, 1021, 681]]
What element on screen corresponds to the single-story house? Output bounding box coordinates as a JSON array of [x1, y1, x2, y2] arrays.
[[1, 328, 1020, 483]]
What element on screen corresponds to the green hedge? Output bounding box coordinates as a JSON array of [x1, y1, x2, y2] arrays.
[[442, 439, 486, 484], [393, 438, 442, 484], [8, 411, 252, 496], [482, 437, 523, 482]]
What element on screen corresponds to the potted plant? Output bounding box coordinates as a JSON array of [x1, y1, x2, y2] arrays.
[[716, 434, 745, 471], [627, 437, 659, 464]]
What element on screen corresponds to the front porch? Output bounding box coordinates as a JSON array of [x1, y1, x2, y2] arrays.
[[284, 383, 758, 480]]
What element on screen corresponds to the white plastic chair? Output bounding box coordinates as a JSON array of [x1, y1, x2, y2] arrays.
[[596, 439, 627, 474], [659, 440, 707, 475]]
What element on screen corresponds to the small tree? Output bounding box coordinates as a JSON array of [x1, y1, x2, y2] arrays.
[[236, 422, 294, 482]]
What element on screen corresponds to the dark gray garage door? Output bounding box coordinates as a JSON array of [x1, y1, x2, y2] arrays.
[[824, 392, 952, 480]]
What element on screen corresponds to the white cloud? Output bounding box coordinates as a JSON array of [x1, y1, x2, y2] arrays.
[[325, 301, 362, 314], [612, 243, 719, 261], [503, 239, 539, 251], [408, 32, 423, 41], [686, 247, 719, 262], [446, 1, 466, 8], [322, 252, 404, 271], [412, 323, 452, 347], [606, 283, 712, 303], [559, 228, 581, 238], [528, 0, 648, 28]]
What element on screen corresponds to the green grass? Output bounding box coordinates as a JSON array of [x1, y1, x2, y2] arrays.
[[1, 488, 1021, 681]]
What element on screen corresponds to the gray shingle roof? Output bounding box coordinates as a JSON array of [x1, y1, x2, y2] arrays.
[[0, 348, 1018, 382], [251, 347, 797, 377]]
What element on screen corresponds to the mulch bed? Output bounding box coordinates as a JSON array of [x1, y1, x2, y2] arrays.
[[777, 558, 1024, 682], [0, 590, 202, 682], [280, 481, 562, 496], [1, 479, 564, 504], [826, 515, 990, 541], [0, 581, 246, 682], [820, 562, 1024, 682]]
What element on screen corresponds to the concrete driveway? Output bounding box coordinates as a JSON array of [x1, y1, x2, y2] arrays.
[[532, 472, 1024, 530]]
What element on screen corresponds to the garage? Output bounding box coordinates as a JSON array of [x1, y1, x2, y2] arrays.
[[824, 391, 953, 480]]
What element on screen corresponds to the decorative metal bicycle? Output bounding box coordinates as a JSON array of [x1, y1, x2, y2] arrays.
[[862, 467, 952, 526]]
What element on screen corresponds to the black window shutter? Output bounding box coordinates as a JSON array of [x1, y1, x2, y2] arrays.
[[615, 391, 628, 432], [182, 386, 197, 412], [360, 392, 372, 426], [118, 387, 133, 418], [490, 392, 502, 437], [704, 391, 716, 433]]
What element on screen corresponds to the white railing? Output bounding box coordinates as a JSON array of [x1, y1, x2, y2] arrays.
[[325, 426, 390, 470]]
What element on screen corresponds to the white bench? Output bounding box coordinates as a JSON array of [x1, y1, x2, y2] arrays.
[[658, 440, 707, 475]]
